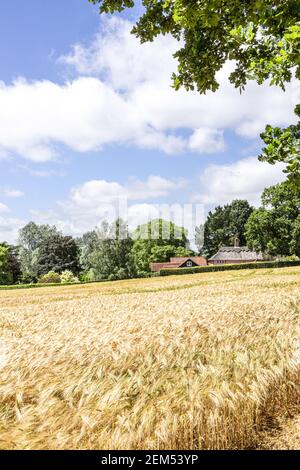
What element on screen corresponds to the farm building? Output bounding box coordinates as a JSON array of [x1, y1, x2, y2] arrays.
[[150, 256, 207, 272], [209, 239, 264, 265]]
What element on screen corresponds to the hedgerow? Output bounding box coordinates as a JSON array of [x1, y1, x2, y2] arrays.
[[159, 260, 300, 276]]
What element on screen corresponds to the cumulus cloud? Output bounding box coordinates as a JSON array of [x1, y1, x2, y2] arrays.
[[31, 175, 186, 236], [29, 156, 285, 242], [189, 128, 226, 153], [192, 157, 286, 207], [17, 154, 286, 245], [32, 200, 200, 244], [58, 17, 178, 91], [0, 18, 297, 161], [57, 17, 300, 140], [67, 175, 185, 207]]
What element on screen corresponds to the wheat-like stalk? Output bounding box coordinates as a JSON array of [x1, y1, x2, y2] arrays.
[[0, 267, 299, 449]]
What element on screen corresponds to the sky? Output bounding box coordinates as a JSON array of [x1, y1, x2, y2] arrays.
[[0, 0, 298, 244]]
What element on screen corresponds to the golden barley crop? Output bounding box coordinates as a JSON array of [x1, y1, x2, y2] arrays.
[[0, 266, 300, 450]]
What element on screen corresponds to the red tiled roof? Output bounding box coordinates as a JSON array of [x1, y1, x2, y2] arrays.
[[150, 262, 181, 272], [170, 256, 207, 265], [150, 256, 207, 272]]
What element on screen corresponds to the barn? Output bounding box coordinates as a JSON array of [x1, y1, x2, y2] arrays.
[[208, 246, 264, 265]]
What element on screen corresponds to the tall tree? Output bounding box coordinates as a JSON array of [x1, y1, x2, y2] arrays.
[[132, 219, 192, 274], [7, 245, 21, 284], [84, 219, 136, 280], [0, 244, 13, 285], [77, 230, 99, 273], [245, 182, 300, 256], [18, 222, 59, 281], [35, 234, 80, 276], [90, 1, 300, 181], [199, 200, 254, 258], [18, 222, 58, 251], [0, 243, 21, 284]]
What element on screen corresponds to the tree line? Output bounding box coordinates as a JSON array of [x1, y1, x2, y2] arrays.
[[0, 180, 299, 285], [200, 181, 300, 259]]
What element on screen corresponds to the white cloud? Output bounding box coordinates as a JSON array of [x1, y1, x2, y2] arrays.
[[0, 204, 25, 244], [2, 188, 24, 198], [127, 175, 187, 200], [58, 17, 178, 92], [31, 175, 185, 236], [127, 204, 161, 231], [67, 175, 184, 208], [32, 200, 199, 244], [0, 216, 25, 244], [0, 18, 297, 161], [25, 157, 286, 244], [0, 203, 9, 213], [189, 128, 226, 153], [134, 130, 187, 155], [192, 157, 286, 207]]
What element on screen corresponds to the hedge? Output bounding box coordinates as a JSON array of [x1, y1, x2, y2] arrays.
[[0, 281, 82, 290], [159, 260, 300, 276], [0, 273, 159, 290]]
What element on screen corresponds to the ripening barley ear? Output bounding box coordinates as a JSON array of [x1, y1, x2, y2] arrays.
[[0, 267, 300, 449]]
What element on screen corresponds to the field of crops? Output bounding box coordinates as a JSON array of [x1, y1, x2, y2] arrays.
[[0, 266, 300, 450]]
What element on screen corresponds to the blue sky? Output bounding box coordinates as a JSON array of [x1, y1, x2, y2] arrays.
[[0, 0, 297, 243]]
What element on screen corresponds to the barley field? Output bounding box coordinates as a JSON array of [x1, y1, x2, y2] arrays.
[[0, 267, 300, 450]]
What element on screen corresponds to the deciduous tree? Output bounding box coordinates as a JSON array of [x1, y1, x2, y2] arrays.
[[35, 234, 80, 276], [90, 1, 300, 181], [82, 219, 136, 280], [198, 200, 254, 258], [0, 244, 13, 285], [18, 222, 59, 281], [132, 219, 192, 274], [245, 182, 300, 256]]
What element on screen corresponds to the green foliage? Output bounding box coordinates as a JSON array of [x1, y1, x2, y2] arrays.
[[18, 222, 59, 251], [245, 182, 300, 256], [18, 248, 39, 283], [259, 117, 300, 185], [35, 234, 80, 276], [150, 244, 193, 263], [0, 282, 63, 290], [21, 272, 38, 284], [80, 269, 97, 283], [79, 219, 136, 281], [0, 244, 13, 285], [18, 223, 80, 279], [132, 219, 191, 274], [0, 243, 21, 285], [199, 200, 254, 258], [39, 271, 62, 284], [159, 260, 300, 276], [77, 230, 99, 273], [7, 245, 21, 284], [90, 1, 300, 93], [60, 270, 79, 284], [18, 222, 59, 280], [89, 1, 300, 182], [279, 254, 300, 261]]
